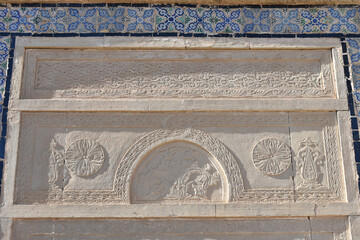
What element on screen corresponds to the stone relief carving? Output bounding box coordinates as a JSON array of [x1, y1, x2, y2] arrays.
[[48, 138, 105, 189], [165, 162, 220, 201], [15, 113, 343, 204], [252, 138, 292, 176], [116, 128, 243, 203], [295, 138, 325, 190], [131, 141, 223, 202], [48, 139, 68, 189], [65, 139, 105, 177], [24, 49, 334, 99]]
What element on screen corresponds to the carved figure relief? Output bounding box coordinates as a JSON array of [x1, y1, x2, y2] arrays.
[[165, 162, 220, 200], [131, 142, 223, 203], [252, 138, 292, 176], [295, 138, 325, 190], [48, 139, 105, 189]]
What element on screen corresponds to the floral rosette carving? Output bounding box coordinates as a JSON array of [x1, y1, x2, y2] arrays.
[[252, 138, 292, 176], [65, 139, 105, 177]]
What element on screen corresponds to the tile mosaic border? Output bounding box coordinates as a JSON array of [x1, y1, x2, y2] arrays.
[[0, 6, 358, 34], [0, 4, 360, 196]]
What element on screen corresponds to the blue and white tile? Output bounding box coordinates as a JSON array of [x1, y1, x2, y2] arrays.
[[270, 9, 301, 33], [0, 8, 9, 32], [67, 8, 97, 33], [328, 8, 358, 33], [126, 7, 155, 33], [300, 8, 329, 33], [38, 8, 67, 32], [185, 8, 214, 34], [213, 9, 242, 34], [0, 37, 10, 100], [156, 7, 185, 32], [243, 8, 271, 33], [8, 8, 39, 32], [98, 7, 126, 33]]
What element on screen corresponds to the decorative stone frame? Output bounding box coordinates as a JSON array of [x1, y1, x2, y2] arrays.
[[1, 36, 357, 221]]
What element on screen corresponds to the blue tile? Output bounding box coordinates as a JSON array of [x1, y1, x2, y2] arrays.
[[126, 7, 155, 33], [98, 7, 126, 33], [0, 137, 5, 159], [185, 8, 214, 33], [354, 142, 360, 163], [243, 8, 270, 33], [353, 131, 360, 141], [351, 117, 358, 129], [68, 8, 97, 33], [156, 7, 185, 32], [328, 8, 358, 33]]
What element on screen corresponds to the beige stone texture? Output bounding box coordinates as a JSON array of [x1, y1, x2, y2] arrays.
[[1, 37, 359, 239]]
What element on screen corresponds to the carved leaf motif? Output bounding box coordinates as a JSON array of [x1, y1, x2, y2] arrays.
[[65, 139, 105, 177], [252, 138, 291, 176], [295, 138, 325, 190]]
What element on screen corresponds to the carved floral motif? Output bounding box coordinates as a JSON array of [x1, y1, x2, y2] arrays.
[[252, 138, 292, 175], [48, 138, 105, 189], [65, 139, 105, 177], [295, 138, 325, 190]]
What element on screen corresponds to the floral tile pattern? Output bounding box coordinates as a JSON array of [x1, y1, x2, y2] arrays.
[[126, 8, 154, 32], [38, 8, 67, 32], [185, 8, 213, 33], [213, 9, 242, 33], [156, 7, 185, 32], [68, 8, 97, 32], [0, 37, 10, 99], [243, 8, 270, 33], [0, 6, 359, 34], [98, 7, 125, 33], [300, 9, 328, 33], [271, 9, 301, 33]]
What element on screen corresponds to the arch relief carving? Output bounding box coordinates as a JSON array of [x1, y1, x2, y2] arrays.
[[114, 128, 244, 203], [131, 141, 224, 203]]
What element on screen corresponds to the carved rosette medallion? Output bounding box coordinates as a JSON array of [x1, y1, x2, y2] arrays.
[[252, 138, 292, 176], [65, 139, 105, 177]]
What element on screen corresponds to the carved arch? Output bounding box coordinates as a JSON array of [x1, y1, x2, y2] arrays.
[[113, 128, 244, 203]]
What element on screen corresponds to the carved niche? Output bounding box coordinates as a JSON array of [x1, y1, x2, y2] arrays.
[[115, 128, 244, 203], [131, 141, 223, 203]]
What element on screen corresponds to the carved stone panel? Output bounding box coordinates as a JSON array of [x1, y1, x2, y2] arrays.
[[22, 49, 334, 99], [14, 112, 344, 205]]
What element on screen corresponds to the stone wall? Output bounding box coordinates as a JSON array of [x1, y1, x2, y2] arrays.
[[0, 3, 360, 240]]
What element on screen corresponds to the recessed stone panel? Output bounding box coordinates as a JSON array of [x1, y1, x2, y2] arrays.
[[22, 49, 335, 99], [14, 111, 343, 205], [11, 218, 348, 240]]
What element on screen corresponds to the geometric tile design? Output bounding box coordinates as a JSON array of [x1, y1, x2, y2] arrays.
[[0, 7, 360, 34]]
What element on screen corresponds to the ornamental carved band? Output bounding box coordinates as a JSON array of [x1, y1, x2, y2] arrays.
[[113, 128, 244, 203]]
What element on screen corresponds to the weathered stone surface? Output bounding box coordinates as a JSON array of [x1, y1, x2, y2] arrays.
[[23, 49, 334, 99], [11, 217, 348, 240], [1, 36, 358, 239]]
